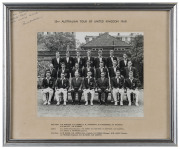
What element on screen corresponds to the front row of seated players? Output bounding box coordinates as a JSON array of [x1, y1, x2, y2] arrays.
[[41, 70, 140, 106]]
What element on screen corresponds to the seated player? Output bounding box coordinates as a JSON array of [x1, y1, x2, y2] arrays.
[[83, 60, 95, 78], [71, 71, 83, 105], [71, 62, 83, 77], [41, 71, 54, 105], [96, 71, 109, 105], [96, 61, 108, 79], [83, 71, 96, 106], [55, 73, 69, 106], [58, 62, 70, 79], [124, 71, 140, 106], [111, 70, 125, 106]]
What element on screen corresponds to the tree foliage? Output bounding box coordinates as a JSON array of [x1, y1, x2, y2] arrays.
[[129, 35, 144, 87], [37, 32, 76, 51]]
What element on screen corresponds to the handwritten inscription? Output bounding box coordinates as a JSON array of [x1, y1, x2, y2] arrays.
[[11, 11, 42, 25]]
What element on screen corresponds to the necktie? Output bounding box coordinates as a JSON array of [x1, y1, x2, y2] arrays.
[[117, 78, 119, 84], [62, 79, 63, 85], [88, 78, 90, 84]]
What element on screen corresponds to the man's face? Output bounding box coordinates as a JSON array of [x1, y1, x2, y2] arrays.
[[101, 72, 105, 78], [116, 72, 120, 77], [87, 72, 91, 77], [100, 62, 103, 67], [75, 63, 79, 68], [87, 51, 91, 57], [77, 52, 80, 57], [123, 54, 127, 59], [110, 51, 114, 56], [75, 72, 79, 77], [61, 74, 65, 79], [66, 52, 70, 57], [128, 61, 132, 67], [46, 72, 50, 78], [113, 61, 117, 67], [129, 73, 133, 78], [98, 52, 102, 57], [56, 52, 60, 58], [50, 64, 53, 69], [61, 64, 65, 69]]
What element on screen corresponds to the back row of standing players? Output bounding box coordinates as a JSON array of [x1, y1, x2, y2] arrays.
[[50, 50, 137, 79], [41, 49, 140, 106]]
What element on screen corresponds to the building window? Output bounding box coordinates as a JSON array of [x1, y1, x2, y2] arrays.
[[92, 48, 96, 51]]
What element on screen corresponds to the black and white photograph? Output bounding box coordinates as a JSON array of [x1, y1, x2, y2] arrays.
[[37, 32, 144, 117]]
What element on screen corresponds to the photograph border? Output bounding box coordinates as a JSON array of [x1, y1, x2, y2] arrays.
[[3, 3, 177, 146]]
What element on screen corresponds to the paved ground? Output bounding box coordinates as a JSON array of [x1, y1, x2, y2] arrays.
[[37, 90, 144, 117]]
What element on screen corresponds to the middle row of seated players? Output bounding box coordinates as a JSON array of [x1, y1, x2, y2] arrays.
[[46, 59, 137, 80], [42, 70, 140, 106]]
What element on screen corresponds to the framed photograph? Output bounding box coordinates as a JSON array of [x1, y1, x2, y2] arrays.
[[3, 3, 177, 146]]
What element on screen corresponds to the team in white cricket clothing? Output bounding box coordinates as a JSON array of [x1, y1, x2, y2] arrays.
[[41, 49, 141, 106]]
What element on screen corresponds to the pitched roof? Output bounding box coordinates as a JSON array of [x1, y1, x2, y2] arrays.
[[81, 32, 131, 47]]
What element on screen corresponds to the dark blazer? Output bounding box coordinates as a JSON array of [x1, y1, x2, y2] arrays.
[[52, 57, 63, 71], [62, 57, 74, 69], [106, 57, 117, 68], [124, 66, 137, 78], [74, 57, 84, 68], [108, 66, 120, 78], [124, 78, 139, 90], [44, 68, 57, 79], [119, 59, 129, 69], [84, 57, 94, 68], [94, 57, 106, 68], [83, 67, 95, 78], [57, 68, 70, 78], [96, 78, 109, 90], [111, 77, 125, 89], [71, 77, 83, 90], [83, 77, 95, 90], [96, 67, 108, 79], [71, 68, 83, 78], [42, 78, 54, 89], [55, 78, 69, 89]]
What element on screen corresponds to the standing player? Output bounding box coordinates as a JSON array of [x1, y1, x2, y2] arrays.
[[106, 50, 117, 68], [84, 50, 94, 68], [63, 51, 74, 70], [51, 51, 62, 71], [83, 60, 95, 78], [74, 51, 84, 69], [94, 50, 106, 68], [96, 61, 108, 79]]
